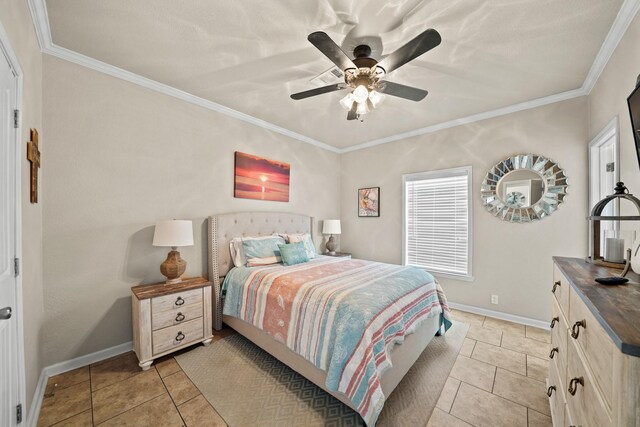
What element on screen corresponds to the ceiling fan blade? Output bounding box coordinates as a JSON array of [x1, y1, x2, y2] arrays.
[[378, 81, 428, 101], [290, 83, 346, 100], [376, 29, 441, 74], [308, 31, 357, 71], [347, 104, 358, 120]]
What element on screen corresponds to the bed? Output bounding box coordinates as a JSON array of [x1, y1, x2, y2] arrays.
[[207, 212, 451, 426]]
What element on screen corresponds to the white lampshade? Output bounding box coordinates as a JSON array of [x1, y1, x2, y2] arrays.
[[152, 220, 194, 247], [322, 219, 341, 235]]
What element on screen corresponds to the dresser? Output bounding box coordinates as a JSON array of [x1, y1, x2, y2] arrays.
[[131, 277, 213, 370], [548, 258, 640, 427]]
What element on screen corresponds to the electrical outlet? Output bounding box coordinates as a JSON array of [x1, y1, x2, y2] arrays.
[[491, 295, 499, 305]]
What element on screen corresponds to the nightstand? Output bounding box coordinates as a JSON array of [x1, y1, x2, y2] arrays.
[[131, 277, 213, 370], [325, 252, 352, 258]]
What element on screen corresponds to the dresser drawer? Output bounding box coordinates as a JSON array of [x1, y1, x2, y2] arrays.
[[550, 298, 568, 387], [548, 359, 565, 427], [568, 286, 614, 409], [552, 265, 570, 317], [152, 317, 204, 355], [152, 302, 203, 331], [152, 288, 202, 314], [566, 338, 611, 427]]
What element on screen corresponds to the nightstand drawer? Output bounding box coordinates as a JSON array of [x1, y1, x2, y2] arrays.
[[152, 302, 203, 331], [152, 317, 204, 355], [152, 288, 202, 314]]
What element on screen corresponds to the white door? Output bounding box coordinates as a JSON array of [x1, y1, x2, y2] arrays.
[[0, 47, 20, 427], [589, 119, 619, 253]]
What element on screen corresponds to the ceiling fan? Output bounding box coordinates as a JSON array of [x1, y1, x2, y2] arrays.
[[290, 29, 441, 121]]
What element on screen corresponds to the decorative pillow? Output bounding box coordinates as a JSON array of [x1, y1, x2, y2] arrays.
[[242, 236, 285, 260], [278, 242, 309, 266], [230, 235, 285, 267], [246, 256, 282, 267], [287, 233, 317, 259]]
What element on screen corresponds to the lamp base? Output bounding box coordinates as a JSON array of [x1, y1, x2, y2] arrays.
[[326, 235, 337, 255], [160, 249, 187, 285]]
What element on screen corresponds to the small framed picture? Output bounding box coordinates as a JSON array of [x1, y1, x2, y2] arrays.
[[358, 187, 380, 217]]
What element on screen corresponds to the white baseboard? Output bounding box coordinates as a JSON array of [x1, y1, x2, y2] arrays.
[[448, 302, 550, 331], [26, 341, 133, 427]]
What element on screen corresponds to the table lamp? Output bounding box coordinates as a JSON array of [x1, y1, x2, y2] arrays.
[[153, 219, 194, 284], [322, 219, 341, 255]]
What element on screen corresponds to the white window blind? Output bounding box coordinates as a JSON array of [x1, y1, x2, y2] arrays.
[[403, 167, 472, 279]]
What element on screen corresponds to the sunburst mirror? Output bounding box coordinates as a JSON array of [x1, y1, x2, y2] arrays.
[[481, 154, 568, 223]]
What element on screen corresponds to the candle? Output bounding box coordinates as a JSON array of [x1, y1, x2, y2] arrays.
[[605, 237, 625, 263]]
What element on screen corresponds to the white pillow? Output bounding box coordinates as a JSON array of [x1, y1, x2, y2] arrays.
[[229, 234, 284, 267], [287, 233, 317, 259]]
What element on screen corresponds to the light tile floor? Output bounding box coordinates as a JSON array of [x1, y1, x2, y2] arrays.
[[429, 309, 552, 427], [37, 310, 551, 426]]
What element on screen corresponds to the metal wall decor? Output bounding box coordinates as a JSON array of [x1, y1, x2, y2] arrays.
[[481, 154, 568, 223]]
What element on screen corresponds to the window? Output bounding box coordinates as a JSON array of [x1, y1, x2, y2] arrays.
[[403, 166, 473, 281]]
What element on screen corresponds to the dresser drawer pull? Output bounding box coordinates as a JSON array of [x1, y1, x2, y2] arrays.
[[546, 385, 556, 397], [550, 317, 559, 328], [570, 320, 586, 339], [175, 297, 185, 306], [552, 281, 561, 293], [568, 377, 584, 395], [175, 331, 185, 342], [175, 312, 185, 322], [549, 347, 559, 359]]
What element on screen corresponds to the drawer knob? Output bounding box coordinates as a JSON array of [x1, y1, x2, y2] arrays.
[[175, 297, 185, 306], [550, 317, 559, 329], [546, 385, 556, 397], [549, 347, 558, 359], [568, 376, 584, 395], [552, 281, 561, 293], [570, 320, 586, 339], [175, 312, 185, 322], [175, 331, 185, 342]]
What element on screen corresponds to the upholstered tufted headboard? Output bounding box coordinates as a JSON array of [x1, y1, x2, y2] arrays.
[[207, 212, 313, 329]]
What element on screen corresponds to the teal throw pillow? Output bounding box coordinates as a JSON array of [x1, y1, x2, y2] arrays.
[[242, 236, 285, 259], [278, 242, 309, 266]]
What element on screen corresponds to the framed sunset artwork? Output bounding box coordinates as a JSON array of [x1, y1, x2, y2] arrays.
[[358, 187, 380, 217], [234, 152, 290, 202]]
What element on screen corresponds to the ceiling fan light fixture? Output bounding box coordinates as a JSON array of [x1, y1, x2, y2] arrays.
[[368, 90, 384, 108], [339, 93, 355, 110], [356, 101, 369, 116], [353, 85, 369, 104]]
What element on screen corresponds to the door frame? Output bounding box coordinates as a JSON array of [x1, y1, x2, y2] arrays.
[[0, 18, 27, 421], [588, 116, 620, 210]]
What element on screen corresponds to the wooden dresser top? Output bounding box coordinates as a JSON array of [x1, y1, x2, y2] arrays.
[[131, 277, 211, 300], [553, 257, 640, 357]]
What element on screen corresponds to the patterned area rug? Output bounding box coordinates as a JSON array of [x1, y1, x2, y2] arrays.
[[176, 321, 468, 427]]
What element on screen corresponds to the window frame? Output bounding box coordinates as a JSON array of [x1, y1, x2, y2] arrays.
[[402, 166, 474, 282]]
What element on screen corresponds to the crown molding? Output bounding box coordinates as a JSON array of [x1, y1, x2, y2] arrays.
[[340, 87, 587, 153], [27, 0, 640, 154], [582, 0, 640, 95]]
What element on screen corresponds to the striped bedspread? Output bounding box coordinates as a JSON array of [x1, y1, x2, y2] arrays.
[[222, 256, 451, 426]]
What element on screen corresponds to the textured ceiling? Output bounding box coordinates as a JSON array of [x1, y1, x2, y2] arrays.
[[46, 0, 624, 149]]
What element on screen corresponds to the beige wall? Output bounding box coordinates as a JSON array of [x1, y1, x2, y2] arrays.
[[0, 0, 44, 413], [41, 56, 341, 365], [340, 98, 588, 321], [588, 12, 640, 200]]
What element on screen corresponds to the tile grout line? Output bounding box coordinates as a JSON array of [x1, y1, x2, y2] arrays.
[[158, 365, 189, 426], [92, 368, 167, 426], [448, 379, 463, 414]]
